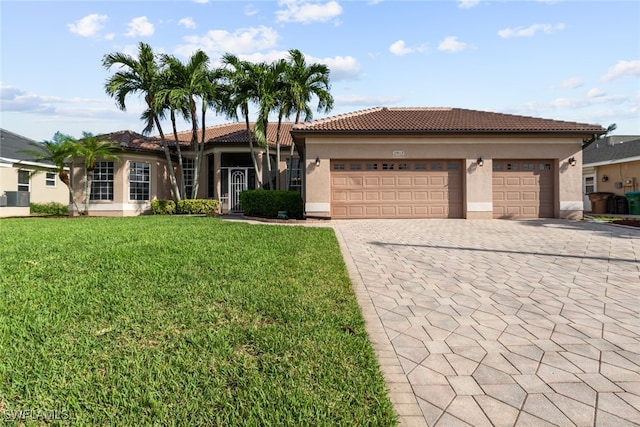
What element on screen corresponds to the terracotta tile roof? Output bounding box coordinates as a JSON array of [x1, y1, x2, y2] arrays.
[[103, 122, 294, 153], [172, 122, 294, 147], [291, 107, 606, 134]]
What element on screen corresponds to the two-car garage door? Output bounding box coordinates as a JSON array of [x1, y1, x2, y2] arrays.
[[331, 160, 463, 219]]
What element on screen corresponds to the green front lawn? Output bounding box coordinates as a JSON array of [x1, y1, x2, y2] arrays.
[[0, 216, 396, 426]]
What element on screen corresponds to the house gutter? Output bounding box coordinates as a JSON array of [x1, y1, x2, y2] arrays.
[[584, 155, 640, 168]]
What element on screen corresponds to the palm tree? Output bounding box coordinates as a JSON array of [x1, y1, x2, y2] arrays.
[[158, 51, 222, 199], [103, 42, 182, 200], [281, 49, 334, 189], [77, 132, 122, 215], [220, 54, 263, 188], [20, 132, 82, 214]]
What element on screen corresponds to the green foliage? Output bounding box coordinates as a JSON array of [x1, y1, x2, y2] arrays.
[[0, 217, 396, 426], [150, 199, 177, 215], [240, 190, 303, 219], [30, 202, 69, 216], [176, 198, 220, 215]]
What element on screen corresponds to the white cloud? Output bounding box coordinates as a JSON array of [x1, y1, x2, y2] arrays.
[[275, 0, 343, 23], [175, 26, 279, 57], [458, 0, 480, 8], [587, 88, 606, 98], [193, 0, 209, 4], [438, 36, 468, 52], [389, 40, 413, 56], [179, 17, 196, 29], [498, 23, 565, 38], [125, 16, 155, 38], [244, 5, 259, 16], [559, 77, 584, 89], [602, 60, 640, 81], [67, 14, 108, 38], [315, 55, 361, 80]]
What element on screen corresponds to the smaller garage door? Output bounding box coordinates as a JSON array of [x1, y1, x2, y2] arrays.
[[493, 160, 554, 219], [331, 160, 463, 219]]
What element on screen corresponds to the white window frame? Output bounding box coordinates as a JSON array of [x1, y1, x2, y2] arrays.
[[182, 158, 195, 199], [45, 172, 57, 187], [18, 169, 30, 192], [129, 161, 150, 201], [90, 162, 114, 201]]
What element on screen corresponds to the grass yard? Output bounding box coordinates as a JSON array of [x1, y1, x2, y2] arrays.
[[0, 216, 396, 426]]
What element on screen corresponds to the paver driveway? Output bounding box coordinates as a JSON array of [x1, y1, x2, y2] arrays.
[[332, 219, 640, 427]]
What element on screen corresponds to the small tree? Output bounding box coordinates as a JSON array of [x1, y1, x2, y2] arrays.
[[20, 132, 82, 214], [76, 132, 122, 215]]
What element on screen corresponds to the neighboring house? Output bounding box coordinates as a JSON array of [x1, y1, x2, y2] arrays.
[[291, 107, 604, 220], [69, 107, 604, 219], [69, 123, 298, 216], [582, 135, 640, 212], [0, 129, 70, 217]]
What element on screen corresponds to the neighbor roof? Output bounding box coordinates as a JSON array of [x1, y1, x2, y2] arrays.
[[583, 136, 640, 166], [291, 107, 606, 135], [0, 128, 46, 162]]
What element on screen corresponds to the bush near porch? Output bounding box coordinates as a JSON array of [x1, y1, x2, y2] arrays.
[[0, 216, 396, 426], [240, 190, 303, 219]]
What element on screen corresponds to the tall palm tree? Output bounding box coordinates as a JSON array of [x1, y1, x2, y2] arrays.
[[20, 132, 82, 214], [158, 51, 222, 199], [77, 132, 122, 215], [103, 42, 181, 200], [281, 49, 334, 189], [220, 54, 263, 188]]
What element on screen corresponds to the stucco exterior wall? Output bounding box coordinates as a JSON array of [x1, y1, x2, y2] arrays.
[[588, 160, 640, 196], [304, 135, 584, 219], [70, 153, 173, 216], [0, 164, 69, 217]]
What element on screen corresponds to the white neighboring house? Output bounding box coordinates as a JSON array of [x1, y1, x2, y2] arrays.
[[0, 129, 70, 217]]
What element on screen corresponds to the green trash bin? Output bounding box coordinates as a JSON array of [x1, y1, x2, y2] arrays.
[[626, 192, 640, 215]]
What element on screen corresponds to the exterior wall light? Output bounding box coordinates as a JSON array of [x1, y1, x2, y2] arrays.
[[477, 157, 484, 167], [315, 157, 321, 167], [568, 157, 577, 166]]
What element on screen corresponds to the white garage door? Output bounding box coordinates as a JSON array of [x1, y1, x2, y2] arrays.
[[493, 160, 554, 219], [331, 160, 463, 219]]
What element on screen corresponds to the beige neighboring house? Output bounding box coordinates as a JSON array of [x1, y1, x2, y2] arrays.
[[291, 107, 604, 220], [582, 135, 640, 212], [0, 129, 70, 217], [69, 124, 298, 216]]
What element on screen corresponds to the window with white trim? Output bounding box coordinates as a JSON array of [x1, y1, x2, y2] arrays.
[[46, 172, 56, 187], [129, 162, 150, 201], [18, 170, 30, 191], [183, 158, 195, 198], [90, 162, 114, 201]]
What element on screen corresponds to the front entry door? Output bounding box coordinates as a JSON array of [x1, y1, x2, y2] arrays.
[[229, 168, 248, 212]]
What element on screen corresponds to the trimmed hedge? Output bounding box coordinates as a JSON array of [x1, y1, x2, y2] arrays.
[[177, 199, 220, 215], [151, 199, 220, 215], [240, 190, 303, 219], [30, 202, 69, 216], [150, 200, 176, 215]]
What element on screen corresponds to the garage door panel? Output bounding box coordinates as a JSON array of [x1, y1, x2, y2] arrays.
[[331, 159, 462, 218], [493, 160, 554, 219]]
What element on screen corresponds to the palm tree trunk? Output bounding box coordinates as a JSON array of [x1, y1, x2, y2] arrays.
[[171, 110, 186, 199], [153, 116, 181, 200], [59, 170, 82, 215], [244, 110, 262, 188], [192, 104, 207, 199], [83, 168, 93, 216], [275, 112, 283, 190]]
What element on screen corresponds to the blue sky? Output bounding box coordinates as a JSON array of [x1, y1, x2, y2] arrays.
[[2, 0, 639, 142]]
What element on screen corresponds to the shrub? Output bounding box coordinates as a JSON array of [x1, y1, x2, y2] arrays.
[[150, 200, 176, 215], [240, 190, 303, 219], [176, 199, 220, 215], [30, 202, 69, 216]]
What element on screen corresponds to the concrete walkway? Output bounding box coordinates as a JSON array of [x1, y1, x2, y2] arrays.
[[332, 219, 640, 427]]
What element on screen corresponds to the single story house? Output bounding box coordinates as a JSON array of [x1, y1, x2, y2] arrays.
[[69, 107, 605, 220], [582, 135, 640, 212], [292, 107, 604, 220], [0, 129, 70, 217]]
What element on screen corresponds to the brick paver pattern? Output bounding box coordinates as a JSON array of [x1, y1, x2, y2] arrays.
[[332, 219, 640, 427]]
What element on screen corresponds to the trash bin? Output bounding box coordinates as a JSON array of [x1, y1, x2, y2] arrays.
[[588, 192, 614, 214], [626, 192, 640, 215], [609, 195, 629, 215]]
